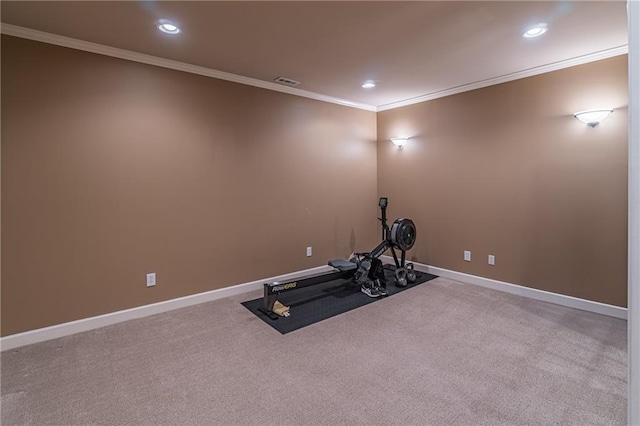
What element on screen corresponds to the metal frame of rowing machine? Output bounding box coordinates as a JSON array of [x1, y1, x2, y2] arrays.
[[261, 268, 355, 314], [377, 197, 410, 269]]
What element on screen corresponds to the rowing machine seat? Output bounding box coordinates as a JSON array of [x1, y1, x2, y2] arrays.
[[328, 259, 357, 272]]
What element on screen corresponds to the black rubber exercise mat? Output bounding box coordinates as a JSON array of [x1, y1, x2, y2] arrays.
[[241, 266, 438, 334]]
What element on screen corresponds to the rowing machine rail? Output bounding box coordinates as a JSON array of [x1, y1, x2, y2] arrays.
[[262, 269, 353, 312]]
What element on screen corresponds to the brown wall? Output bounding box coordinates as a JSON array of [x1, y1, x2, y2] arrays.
[[378, 55, 628, 307], [0, 36, 629, 336], [1, 36, 379, 336]]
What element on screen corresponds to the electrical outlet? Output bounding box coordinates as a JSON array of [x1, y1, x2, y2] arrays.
[[488, 255, 495, 265], [464, 251, 471, 262], [306, 246, 312, 257], [146, 272, 156, 287]]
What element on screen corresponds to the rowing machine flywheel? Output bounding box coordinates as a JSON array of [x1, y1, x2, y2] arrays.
[[390, 218, 416, 251]]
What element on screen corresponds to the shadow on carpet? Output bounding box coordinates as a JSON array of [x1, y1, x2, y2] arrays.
[[242, 266, 437, 334]]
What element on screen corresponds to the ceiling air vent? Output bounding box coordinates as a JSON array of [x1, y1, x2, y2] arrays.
[[274, 76, 300, 86]]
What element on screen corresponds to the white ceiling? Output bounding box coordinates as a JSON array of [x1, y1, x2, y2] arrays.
[[0, 1, 629, 110]]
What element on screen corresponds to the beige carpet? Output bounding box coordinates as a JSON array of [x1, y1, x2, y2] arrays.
[[1, 277, 627, 425]]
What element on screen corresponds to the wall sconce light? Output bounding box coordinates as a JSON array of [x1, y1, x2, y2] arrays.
[[391, 137, 409, 149], [573, 109, 613, 127]]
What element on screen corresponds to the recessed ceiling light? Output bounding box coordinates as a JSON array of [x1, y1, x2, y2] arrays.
[[157, 20, 180, 35], [523, 23, 548, 38], [362, 80, 376, 89]]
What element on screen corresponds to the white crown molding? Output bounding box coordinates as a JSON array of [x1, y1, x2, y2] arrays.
[[0, 264, 335, 351], [1, 23, 629, 114], [381, 255, 627, 320], [0, 23, 377, 112], [376, 45, 630, 112]]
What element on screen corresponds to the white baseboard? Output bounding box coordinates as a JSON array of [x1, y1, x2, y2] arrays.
[[2, 258, 627, 351], [381, 255, 627, 320], [0, 265, 334, 351]]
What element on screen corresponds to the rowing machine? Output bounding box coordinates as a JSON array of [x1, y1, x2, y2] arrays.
[[260, 197, 417, 318]]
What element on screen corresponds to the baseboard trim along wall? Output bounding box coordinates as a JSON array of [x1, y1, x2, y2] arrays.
[[0, 265, 334, 351], [2, 258, 627, 351], [380, 255, 628, 320]]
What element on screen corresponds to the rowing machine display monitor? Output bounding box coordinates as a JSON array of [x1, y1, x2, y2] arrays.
[[379, 197, 389, 240], [260, 197, 418, 318]]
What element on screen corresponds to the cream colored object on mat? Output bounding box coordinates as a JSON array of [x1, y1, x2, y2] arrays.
[[272, 300, 290, 317]]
